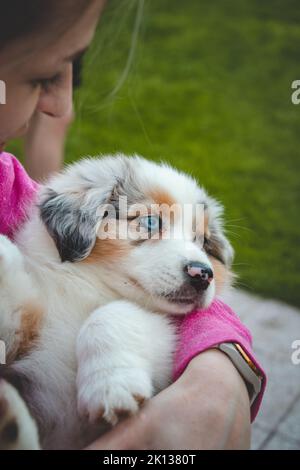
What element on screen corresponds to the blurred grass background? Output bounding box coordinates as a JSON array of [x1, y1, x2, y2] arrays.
[[9, 0, 300, 306]]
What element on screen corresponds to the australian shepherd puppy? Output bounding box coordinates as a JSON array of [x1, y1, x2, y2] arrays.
[[0, 154, 233, 449]]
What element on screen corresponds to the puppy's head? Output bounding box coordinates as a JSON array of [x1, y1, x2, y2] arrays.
[[40, 154, 233, 314]]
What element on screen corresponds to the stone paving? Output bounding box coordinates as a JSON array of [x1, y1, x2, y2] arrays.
[[221, 289, 300, 450]]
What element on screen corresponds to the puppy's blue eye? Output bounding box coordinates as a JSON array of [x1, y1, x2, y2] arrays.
[[140, 215, 161, 233]]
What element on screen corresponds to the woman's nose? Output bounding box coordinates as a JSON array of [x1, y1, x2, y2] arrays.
[[36, 63, 72, 118]]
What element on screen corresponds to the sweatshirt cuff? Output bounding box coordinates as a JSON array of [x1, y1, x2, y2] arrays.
[[172, 298, 267, 422]]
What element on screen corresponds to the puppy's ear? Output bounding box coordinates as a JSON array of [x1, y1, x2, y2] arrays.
[[39, 189, 100, 262]]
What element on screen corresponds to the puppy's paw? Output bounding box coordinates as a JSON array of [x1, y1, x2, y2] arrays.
[[0, 235, 23, 278], [77, 367, 153, 426], [0, 379, 40, 450]]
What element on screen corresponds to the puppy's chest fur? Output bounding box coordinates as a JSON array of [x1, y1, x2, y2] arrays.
[[11, 230, 176, 449]]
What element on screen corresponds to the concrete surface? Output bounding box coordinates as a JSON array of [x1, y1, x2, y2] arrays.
[[221, 289, 300, 450]]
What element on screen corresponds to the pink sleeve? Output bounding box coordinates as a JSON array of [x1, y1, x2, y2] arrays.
[[172, 299, 267, 422], [0, 152, 38, 239]]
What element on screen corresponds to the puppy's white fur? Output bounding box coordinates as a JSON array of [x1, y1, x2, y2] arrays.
[[0, 154, 233, 449]]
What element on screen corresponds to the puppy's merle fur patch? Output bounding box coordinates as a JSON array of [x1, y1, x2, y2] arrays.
[[40, 189, 101, 263]]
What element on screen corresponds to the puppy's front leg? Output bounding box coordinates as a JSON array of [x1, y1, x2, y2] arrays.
[[76, 300, 176, 426]]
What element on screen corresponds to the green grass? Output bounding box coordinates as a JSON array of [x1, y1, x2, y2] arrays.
[[9, 0, 300, 306]]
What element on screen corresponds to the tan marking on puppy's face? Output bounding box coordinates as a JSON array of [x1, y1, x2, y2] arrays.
[[83, 238, 130, 264], [147, 188, 182, 240], [209, 257, 232, 294], [148, 188, 176, 208]]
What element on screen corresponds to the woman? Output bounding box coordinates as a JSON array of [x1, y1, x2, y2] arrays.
[[0, 0, 265, 449]]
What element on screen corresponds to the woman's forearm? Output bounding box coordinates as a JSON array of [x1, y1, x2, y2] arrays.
[[86, 349, 251, 450]]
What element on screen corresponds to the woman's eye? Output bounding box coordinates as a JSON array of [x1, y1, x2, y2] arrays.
[[140, 215, 161, 234], [31, 72, 62, 90]]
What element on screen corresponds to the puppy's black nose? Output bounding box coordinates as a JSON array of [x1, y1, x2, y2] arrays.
[[184, 262, 213, 291]]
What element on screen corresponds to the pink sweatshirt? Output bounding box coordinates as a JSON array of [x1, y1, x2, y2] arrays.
[[0, 152, 266, 421]]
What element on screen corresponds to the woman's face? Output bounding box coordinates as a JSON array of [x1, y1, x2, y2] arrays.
[[0, 1, 106, 152]]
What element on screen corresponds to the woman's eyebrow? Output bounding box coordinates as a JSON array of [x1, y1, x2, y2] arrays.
[[64, 46, 89, 63]]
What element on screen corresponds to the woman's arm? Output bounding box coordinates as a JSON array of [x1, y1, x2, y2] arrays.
[[86, 349, 251, 450], [86, 300, 266, 450], [173, 299, 266, 422], [0, 152, 38, 239]]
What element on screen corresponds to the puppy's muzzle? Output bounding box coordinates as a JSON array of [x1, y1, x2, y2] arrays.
[[184, 261, 213, 291]]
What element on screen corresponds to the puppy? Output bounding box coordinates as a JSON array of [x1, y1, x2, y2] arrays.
[[0, 154, 233, 449]]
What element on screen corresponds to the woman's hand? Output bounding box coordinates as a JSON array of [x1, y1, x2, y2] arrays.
[[86, 349, 251, 450]]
